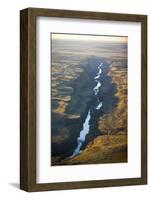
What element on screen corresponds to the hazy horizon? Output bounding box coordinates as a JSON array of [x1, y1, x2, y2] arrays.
[[51, 33, 128, 43]]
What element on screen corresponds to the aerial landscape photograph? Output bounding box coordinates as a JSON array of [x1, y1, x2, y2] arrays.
[[51, 33, 128, 166]]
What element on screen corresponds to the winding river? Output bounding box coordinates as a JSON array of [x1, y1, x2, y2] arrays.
[[70, 62, 103, 158]]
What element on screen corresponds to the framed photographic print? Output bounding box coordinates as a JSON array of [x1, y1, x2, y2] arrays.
[[20, 8, 147, 191]]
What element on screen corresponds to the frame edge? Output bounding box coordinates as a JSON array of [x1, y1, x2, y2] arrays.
[[20, 7, 148, 192], [20, 8, 37, 192], [20, 8, 29, 191]]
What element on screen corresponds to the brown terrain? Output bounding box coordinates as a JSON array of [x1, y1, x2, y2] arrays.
[[51, 37, 128, 165], [59, 62, 128, 165]]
